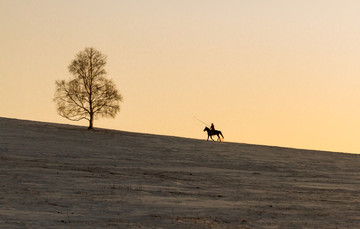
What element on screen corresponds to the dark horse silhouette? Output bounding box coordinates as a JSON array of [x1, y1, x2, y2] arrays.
[[203, 126, 224, 142]]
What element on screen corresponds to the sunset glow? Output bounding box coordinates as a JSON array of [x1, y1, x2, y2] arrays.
[[1, 0, 360, 153]]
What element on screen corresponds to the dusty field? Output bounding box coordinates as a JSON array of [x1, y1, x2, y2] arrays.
[[0, 117, 359, 228]]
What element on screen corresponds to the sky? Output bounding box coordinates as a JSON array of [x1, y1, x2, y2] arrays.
[[1, 0, 360, 154]]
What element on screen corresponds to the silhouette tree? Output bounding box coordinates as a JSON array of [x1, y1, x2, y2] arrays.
[[54, 47, 123, 129]]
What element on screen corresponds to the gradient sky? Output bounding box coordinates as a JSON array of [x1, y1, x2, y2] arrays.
[[1, 0, 360, 153]]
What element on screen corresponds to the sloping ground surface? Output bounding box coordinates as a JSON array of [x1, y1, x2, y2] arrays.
[[0, 117, 359, 228]]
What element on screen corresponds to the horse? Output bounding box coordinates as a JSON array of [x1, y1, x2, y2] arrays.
[[203, 126, 224, 142]]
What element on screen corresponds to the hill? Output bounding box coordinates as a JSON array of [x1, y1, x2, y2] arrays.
[[0, 117, 359, 228]]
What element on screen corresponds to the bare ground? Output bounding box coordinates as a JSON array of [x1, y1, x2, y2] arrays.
[[0, 117, 359, 228]]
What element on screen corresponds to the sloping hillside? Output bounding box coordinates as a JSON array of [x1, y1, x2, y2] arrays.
[[0, 117, 359, 228]]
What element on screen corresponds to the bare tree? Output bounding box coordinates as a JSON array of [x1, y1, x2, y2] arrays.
[[54, 47, 123, 129]]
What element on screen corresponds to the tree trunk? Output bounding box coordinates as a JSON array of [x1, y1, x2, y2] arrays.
[[88, 115, 94, 130]]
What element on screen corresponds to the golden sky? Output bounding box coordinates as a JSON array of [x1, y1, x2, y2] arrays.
[[1, 0, 360, 153]]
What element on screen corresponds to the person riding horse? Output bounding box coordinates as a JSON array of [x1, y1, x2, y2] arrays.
[[210, 123, 215, 132], [204, 123, 224, 141]]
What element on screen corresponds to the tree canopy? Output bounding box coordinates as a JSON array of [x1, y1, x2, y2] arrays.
[[54, 47, 123, 129]]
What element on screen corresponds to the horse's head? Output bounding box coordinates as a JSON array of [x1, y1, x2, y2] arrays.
[[203, 126, 209, 132]]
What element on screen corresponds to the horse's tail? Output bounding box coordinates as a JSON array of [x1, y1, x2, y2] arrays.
[[219, 131, 224, 140]]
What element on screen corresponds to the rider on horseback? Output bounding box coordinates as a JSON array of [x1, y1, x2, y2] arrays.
[[210, 123, 216, 132], [204, 123, 224, 141]]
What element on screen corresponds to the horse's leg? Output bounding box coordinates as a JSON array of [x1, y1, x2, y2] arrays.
[[210, 135, 214, 141]]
